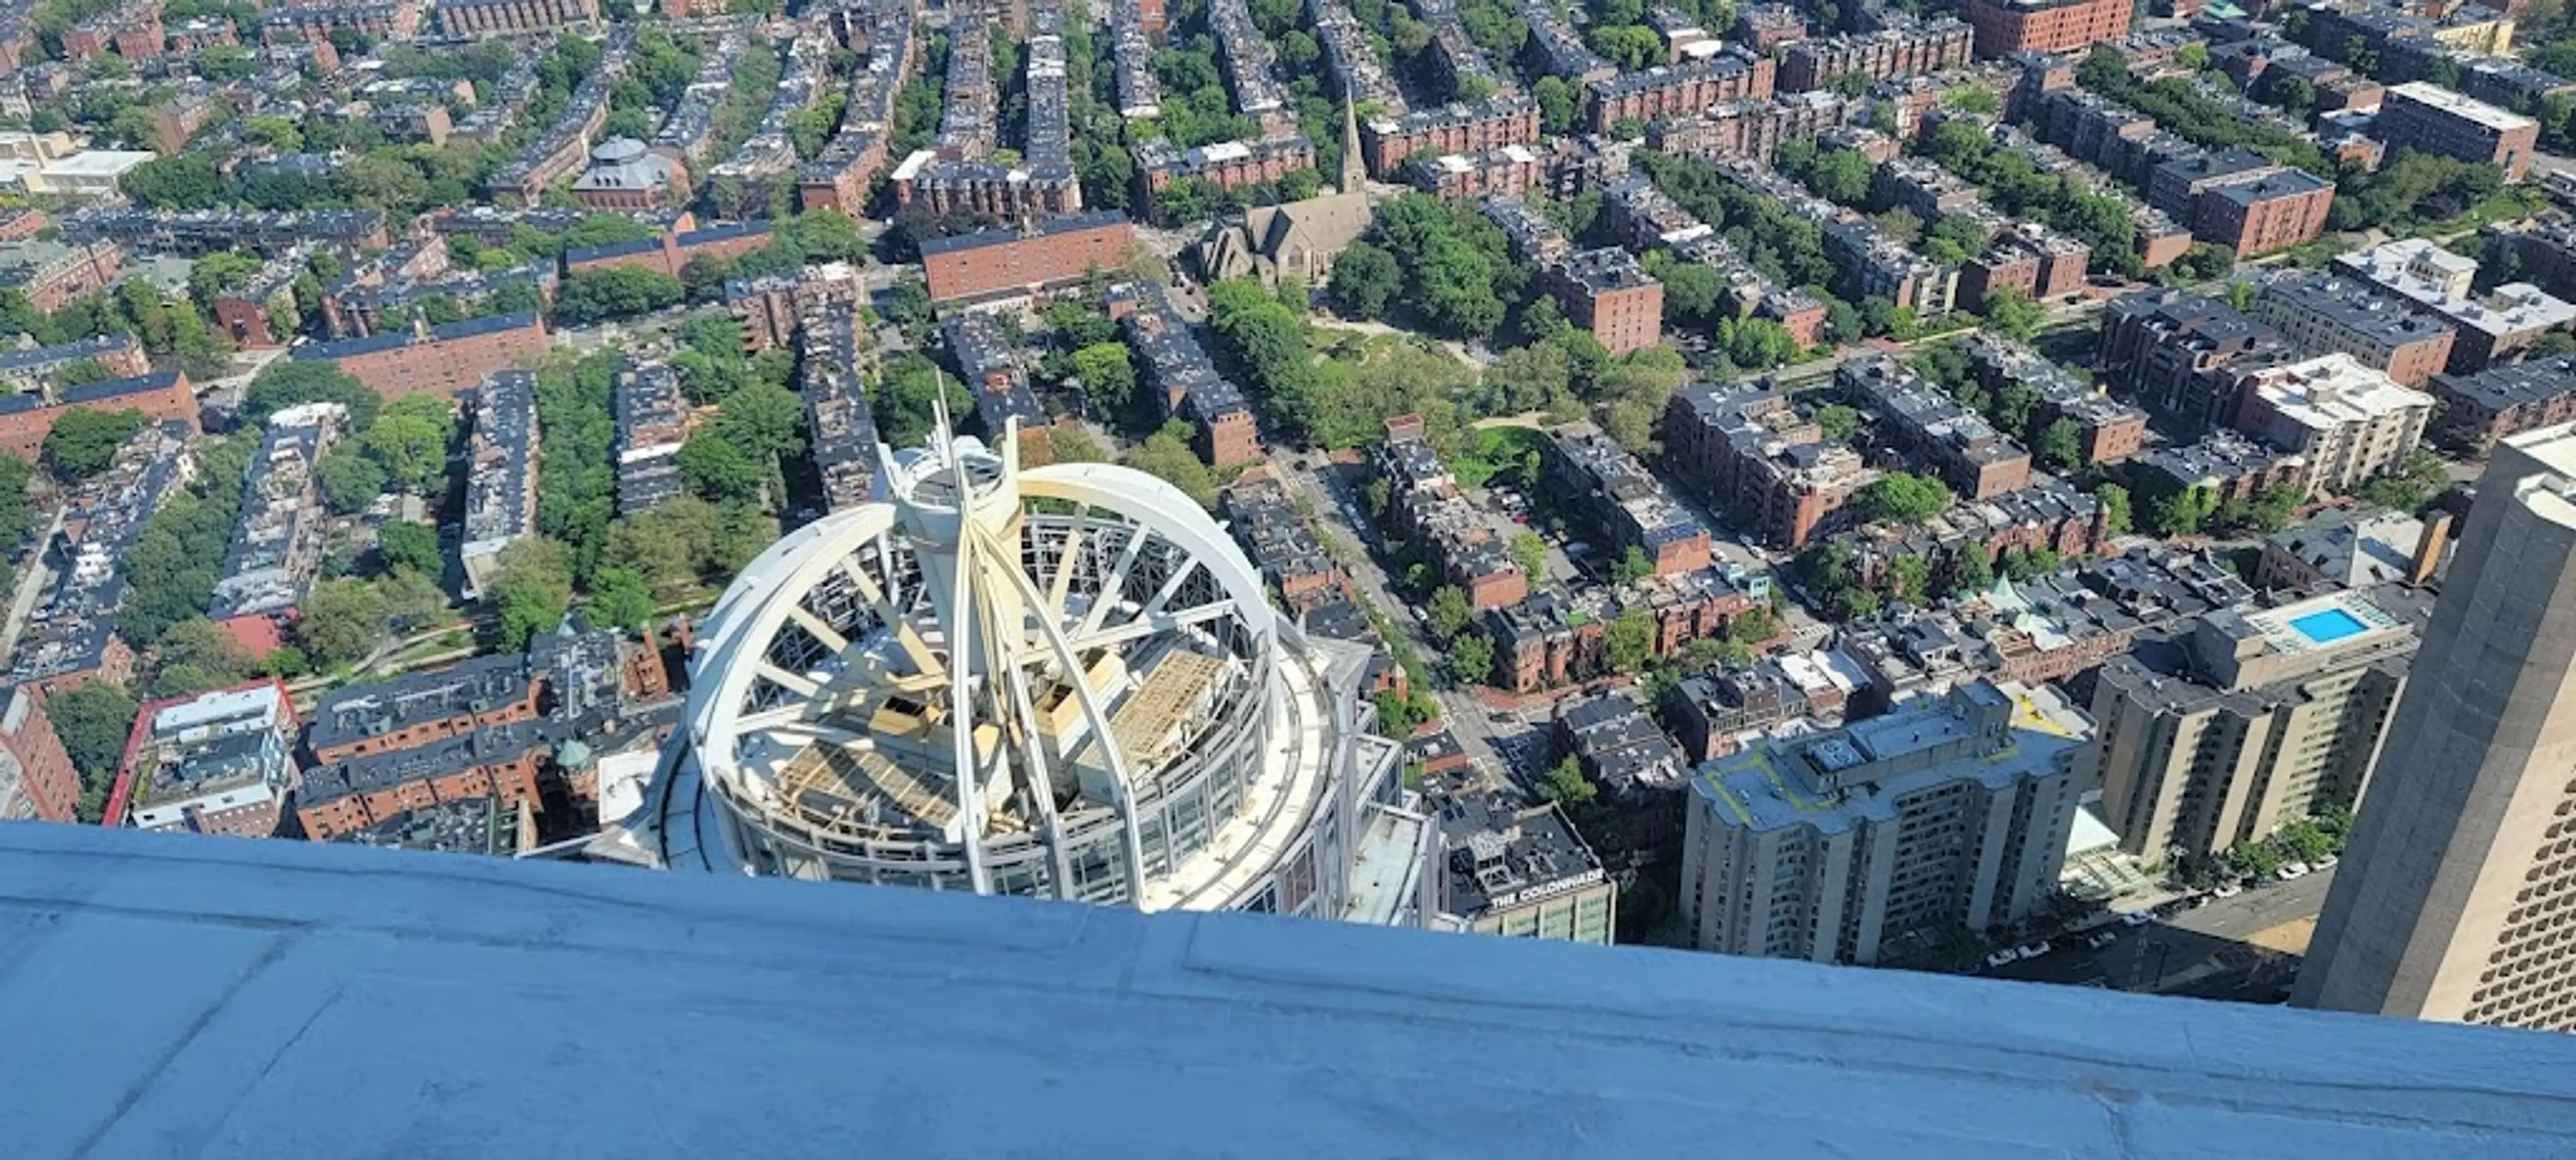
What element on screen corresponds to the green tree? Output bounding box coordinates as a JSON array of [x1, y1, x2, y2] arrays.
[[2094, 482, 2133, 537], [587, 565, 659, 633], [677, 431, 766, 506], [490, 537, 574, 649], [1816, 404, 1859, 443], [1888, 553, 1932, 605], [1613, 545, 1654, 585], [121, 155, 224, 209], [1856, 472, 1951, 523], [243, 361, 381, 429], [1121, 425, 1218, 507], [2151, 486, 2218, 536], [1539, 754, 1596, 805], [315, 445, 391, 513], [2035, 417, 2082, 472], [361, 396, 456, 496], [46, 682, 140, 821], [1447, 629, 1495, 686], [149, 618, 254, 697], [1507, 529, 1547, 580], [1327, 241, 1402, 319], [1605, 607, 1654, 673], [1426, 584, 1472, 640], [1070, 343, 1138, 416], [377, 519, 441, 576], [296, 577, 389, 670], [42, 407, 146, 479], [1983, 288, 2046, 343]]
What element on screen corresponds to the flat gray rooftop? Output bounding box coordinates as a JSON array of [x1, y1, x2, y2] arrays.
[[5, 823, 2576, 1157]]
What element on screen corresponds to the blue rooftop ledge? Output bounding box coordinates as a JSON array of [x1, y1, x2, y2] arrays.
[[5, 821, 2576, 1158]]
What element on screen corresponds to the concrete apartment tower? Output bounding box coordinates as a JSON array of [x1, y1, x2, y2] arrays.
[[2297, 424, 2576, 1028]]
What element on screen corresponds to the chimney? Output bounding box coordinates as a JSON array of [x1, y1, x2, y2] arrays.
[[2410, 511, 2452, 586]]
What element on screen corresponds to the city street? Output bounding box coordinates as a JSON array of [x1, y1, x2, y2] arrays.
[[1984, 870, 2337, 1002]]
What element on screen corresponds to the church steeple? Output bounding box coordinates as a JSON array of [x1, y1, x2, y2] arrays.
[[1339, 83, 1366, 195]]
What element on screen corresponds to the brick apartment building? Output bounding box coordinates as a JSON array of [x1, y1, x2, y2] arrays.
[[1648, 94, 1845, 168], [1964, 0, 2135, 57], [921, 212, 1136, 305], [1838, 356, 2032, 501], [2375, 81, 2540, 182], [0, 368, 200, 464], [1130, 134, 1316, 207], [431, 0, 599, 36], [261, 2, 417, 44], [1546, 248, 1664, 355], [1362, 97, 1542, 178], [562, 220, 771, 280], [1372, 413, 1528, 610], [112, 680, 301, 839], [1778, 19, 1972, 93], [1110, 280, 1260, 467], [2099, 288, 2291, 435], [288, 313, 551, 403], [1540, 421, 1713, 576], [1962, 334, 2148, 466], [0, 685, 80, 823], [2430, 358, 2576, 454], [297, 725, 551, 841], [2191, 168, 2334, 257], [1664, 386, 1872, 549], [1587, 52, 1774, 134], [0, 239, 122, 311], [1960, 222, 2089, 311], [2257, 272, 2457, 388]]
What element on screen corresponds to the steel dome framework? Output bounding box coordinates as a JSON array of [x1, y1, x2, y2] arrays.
[[678, 425, 1360, 914]]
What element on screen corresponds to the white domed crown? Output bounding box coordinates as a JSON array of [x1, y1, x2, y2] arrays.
[[676, 412, 1356, 913]]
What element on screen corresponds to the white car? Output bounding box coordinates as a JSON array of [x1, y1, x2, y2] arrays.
[[2315, 854, 2339, 870], [2085, 931, 2118, 950], [1985, 948, 2022, 968], [2277, 862, 2311, 881], [2212, 882, 2244, 899], [2121, 911, 2153, 928], [2017, 940, 2053, 959]]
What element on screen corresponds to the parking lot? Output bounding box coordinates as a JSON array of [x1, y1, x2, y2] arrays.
[[1979, 869, 2337, 1001]]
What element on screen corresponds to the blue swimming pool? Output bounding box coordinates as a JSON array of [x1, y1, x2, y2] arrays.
[[2289, 607, 2370, 645]]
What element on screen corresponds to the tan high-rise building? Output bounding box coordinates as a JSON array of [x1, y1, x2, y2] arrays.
[[2086, 588, 2422, 864], [1679, 680, 2089, 965], [2298, 424, 2576, 1029]]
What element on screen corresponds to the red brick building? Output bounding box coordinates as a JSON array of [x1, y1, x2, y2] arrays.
[[1362, 97, 1542, 178], [920, 213, 1136, 305], [1130, 134, 1316, 205], [0, 240, 123, 313], [561, 221, 771, 280], [297, 727, 549, 841], [0, 685, 82, 823], [0, 369, 200, 465], [431, 0, 598, 36], [1964, 0, 2135, 58], [1778, 19, 1973, 93], [1546, 248, 1664, 356], [1586, 53, 1775, 134], [2191, 169, 2335, 257], [289, 314, 551, 403], [2377, 81, 2541, 183]]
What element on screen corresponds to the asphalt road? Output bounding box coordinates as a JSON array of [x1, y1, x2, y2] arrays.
[[1984, 870, 2335, 1001]]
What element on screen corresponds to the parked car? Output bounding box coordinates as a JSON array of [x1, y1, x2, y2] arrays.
[[2277, 861, 2311, 881], [2016, 939, 2053, 959], [2121, 911, 2153, 928], [1985, 948, 2022, 968], [2085, 931, 2118, 950], [2315, 854, 2339, 870], [2212, 882, 2244, 899]]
